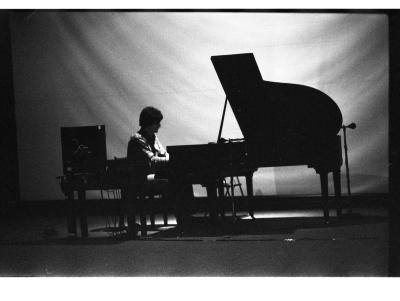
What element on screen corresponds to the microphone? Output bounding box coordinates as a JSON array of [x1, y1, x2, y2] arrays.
[[342, 123, 356, 130]]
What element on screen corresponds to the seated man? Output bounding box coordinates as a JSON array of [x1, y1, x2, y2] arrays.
[[127, 106, 169, 180], [126, 106, 191, 236], [125, 107, 169, 236]]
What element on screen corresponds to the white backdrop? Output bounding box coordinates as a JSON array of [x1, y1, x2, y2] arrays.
[[10, 12, 388, 200]]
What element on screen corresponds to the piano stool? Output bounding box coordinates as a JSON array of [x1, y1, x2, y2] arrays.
[[124, 177, 169, 238]]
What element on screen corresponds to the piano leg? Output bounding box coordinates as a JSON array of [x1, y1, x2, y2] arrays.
[[205, 183, 218, 223], [319, 172, 329, 221], [78, 190, 88, 238], [172, 180, 193, 230], [245, 173, 255, 219], [333, 169, 342, 217]]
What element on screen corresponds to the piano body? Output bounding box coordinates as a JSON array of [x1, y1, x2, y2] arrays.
[[167, 53, 343, 220]]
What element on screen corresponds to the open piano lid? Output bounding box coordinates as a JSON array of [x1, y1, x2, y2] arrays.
[[211, 53, 265, 144], [211, 53, 343, 149]]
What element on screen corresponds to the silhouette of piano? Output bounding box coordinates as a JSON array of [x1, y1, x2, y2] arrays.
[[167, 53, 343, 221]]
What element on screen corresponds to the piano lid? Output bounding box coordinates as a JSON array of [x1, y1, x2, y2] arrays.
[[211, 53, 263, 92], [211, 53, 343, 148]]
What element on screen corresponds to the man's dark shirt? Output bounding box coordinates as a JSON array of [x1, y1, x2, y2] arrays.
[[127, 129, 169, 179]]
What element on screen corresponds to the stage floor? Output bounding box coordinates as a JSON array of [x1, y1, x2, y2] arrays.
[[0, 208, 388, 276]]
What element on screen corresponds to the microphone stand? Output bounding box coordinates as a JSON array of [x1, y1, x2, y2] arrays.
[[342, 123, 356, 214]]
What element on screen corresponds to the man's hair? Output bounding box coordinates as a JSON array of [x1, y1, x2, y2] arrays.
[[139, 106, 163, 127]]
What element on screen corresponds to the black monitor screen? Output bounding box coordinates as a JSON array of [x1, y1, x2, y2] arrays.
[[60, 125, 107, 174]]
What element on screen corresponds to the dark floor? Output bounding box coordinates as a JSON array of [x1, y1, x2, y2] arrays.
[[0, 207, 388, 276]]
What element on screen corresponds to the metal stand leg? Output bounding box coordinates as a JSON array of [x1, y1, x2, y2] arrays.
[[230, 176, 236, 219], [149, 196, 156, 227], [217, 180, 225, 218], [342, 123, 356, 212], [66, 190, 77, 236], [78, 190, 88, 237], [118, 215, 125, 228], [139, 194, 147, 237]]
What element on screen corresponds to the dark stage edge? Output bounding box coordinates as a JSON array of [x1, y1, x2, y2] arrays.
[[0, 207, 388, 276]]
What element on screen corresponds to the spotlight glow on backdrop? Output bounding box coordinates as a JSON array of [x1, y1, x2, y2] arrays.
[[10, 12, 388, 200]]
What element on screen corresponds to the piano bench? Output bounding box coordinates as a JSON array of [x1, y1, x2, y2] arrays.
[[123, 178, 169, 238]]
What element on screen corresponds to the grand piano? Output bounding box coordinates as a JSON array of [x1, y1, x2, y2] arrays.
[[167, 53, 343, 221]]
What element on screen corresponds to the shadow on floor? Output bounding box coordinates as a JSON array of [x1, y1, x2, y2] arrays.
[[0, 212, 386, 246], [150, 213, 386, 238]]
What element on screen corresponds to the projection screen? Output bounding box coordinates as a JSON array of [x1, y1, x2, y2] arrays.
[[10, 12, 388, 200]]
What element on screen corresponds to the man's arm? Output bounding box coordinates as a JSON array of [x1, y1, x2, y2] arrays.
[[128, 135, 168, 169], [154, 135, 169, 161]]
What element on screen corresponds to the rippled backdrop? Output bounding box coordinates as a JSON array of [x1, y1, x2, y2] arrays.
[[10, 12, 388, 200]]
